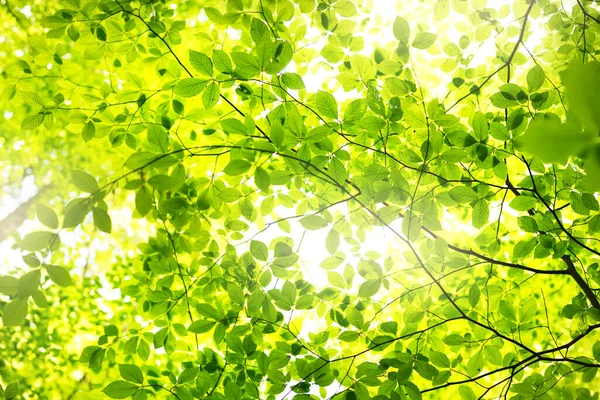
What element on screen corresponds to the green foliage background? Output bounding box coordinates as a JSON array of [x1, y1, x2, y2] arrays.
[[1, 0, 600, 398]]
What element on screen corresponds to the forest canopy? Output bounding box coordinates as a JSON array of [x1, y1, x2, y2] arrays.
[[1, 0, 600, 399]]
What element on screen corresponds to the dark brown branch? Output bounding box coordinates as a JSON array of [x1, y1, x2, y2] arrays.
[[563, 254, 600, 309]]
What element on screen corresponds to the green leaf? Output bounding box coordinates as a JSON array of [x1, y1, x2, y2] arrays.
[[343, 99, 367, 123], [490, 92, 519, 108], [45, 265, 73, 286], [188, 320, 216, 334], [96, 25, 107, 41], [281, 72, 305, 89], [593, 341, 600, 362], [213, 49, 233, 73], [5, 382, 19, 400], [325, 229, 340, 254], [92, 207, 112, 233], [220, 118, 248, 135], [429, 351, 450, 368], [0, 276, 19, 295], [224, 159, 251, 176], [328, 271, 346, 289], [147, 175, 175, 191], [434, 0, 450, 20], [516, 119, 593, 164], [443, 334, 464, 346], [63, 200, 90, 229], [518, 216, 538, 233], [72, 170, 99, 193], [227, 284, 245, 305], [358, 279, 380, 297], [489, 122, 510, 141], [393, 16, 410, 43], [36, 204, 59, 229], [124, 152, 158, 170], [315, 90, 338, 119], [527, 65, 545, 92], [412, 32, 437, 49], [178, 368, 199, 385], [232, 52, 261, 78], [513, 238, 537, 258], [189, 50, 213, 76], [561, 62, 600, 130], [509, 195, 537, 211], [21, 114, 44, 130], [135, 186, 153, 216], [468, 284, 480, 307], [250, 240, 269, 261], [299, 215, 329, 230], [499, 299, 516, 321], [218, 188, 243, 203], [174, 78, 207, 97], [254, 167, 270, 192], [119, 364, 144, 384], [2, 298, 28, 327], [471, 112, 488, 141], [459, 386, 476, 400], [203, 82, 220, 110], [20, 231, 60, 252], [448, 186, 478, 203], [282, 281, 296, 306], [82, 120, 95, 141], [18, 270, 40, 298], [471, 199, 489, 228], [102, 381, 139, 399]]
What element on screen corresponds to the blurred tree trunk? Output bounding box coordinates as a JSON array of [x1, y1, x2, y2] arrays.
[[0, 186, 48, 242]]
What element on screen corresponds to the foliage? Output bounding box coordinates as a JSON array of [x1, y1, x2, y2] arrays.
[[1, 0, 600, 399]]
